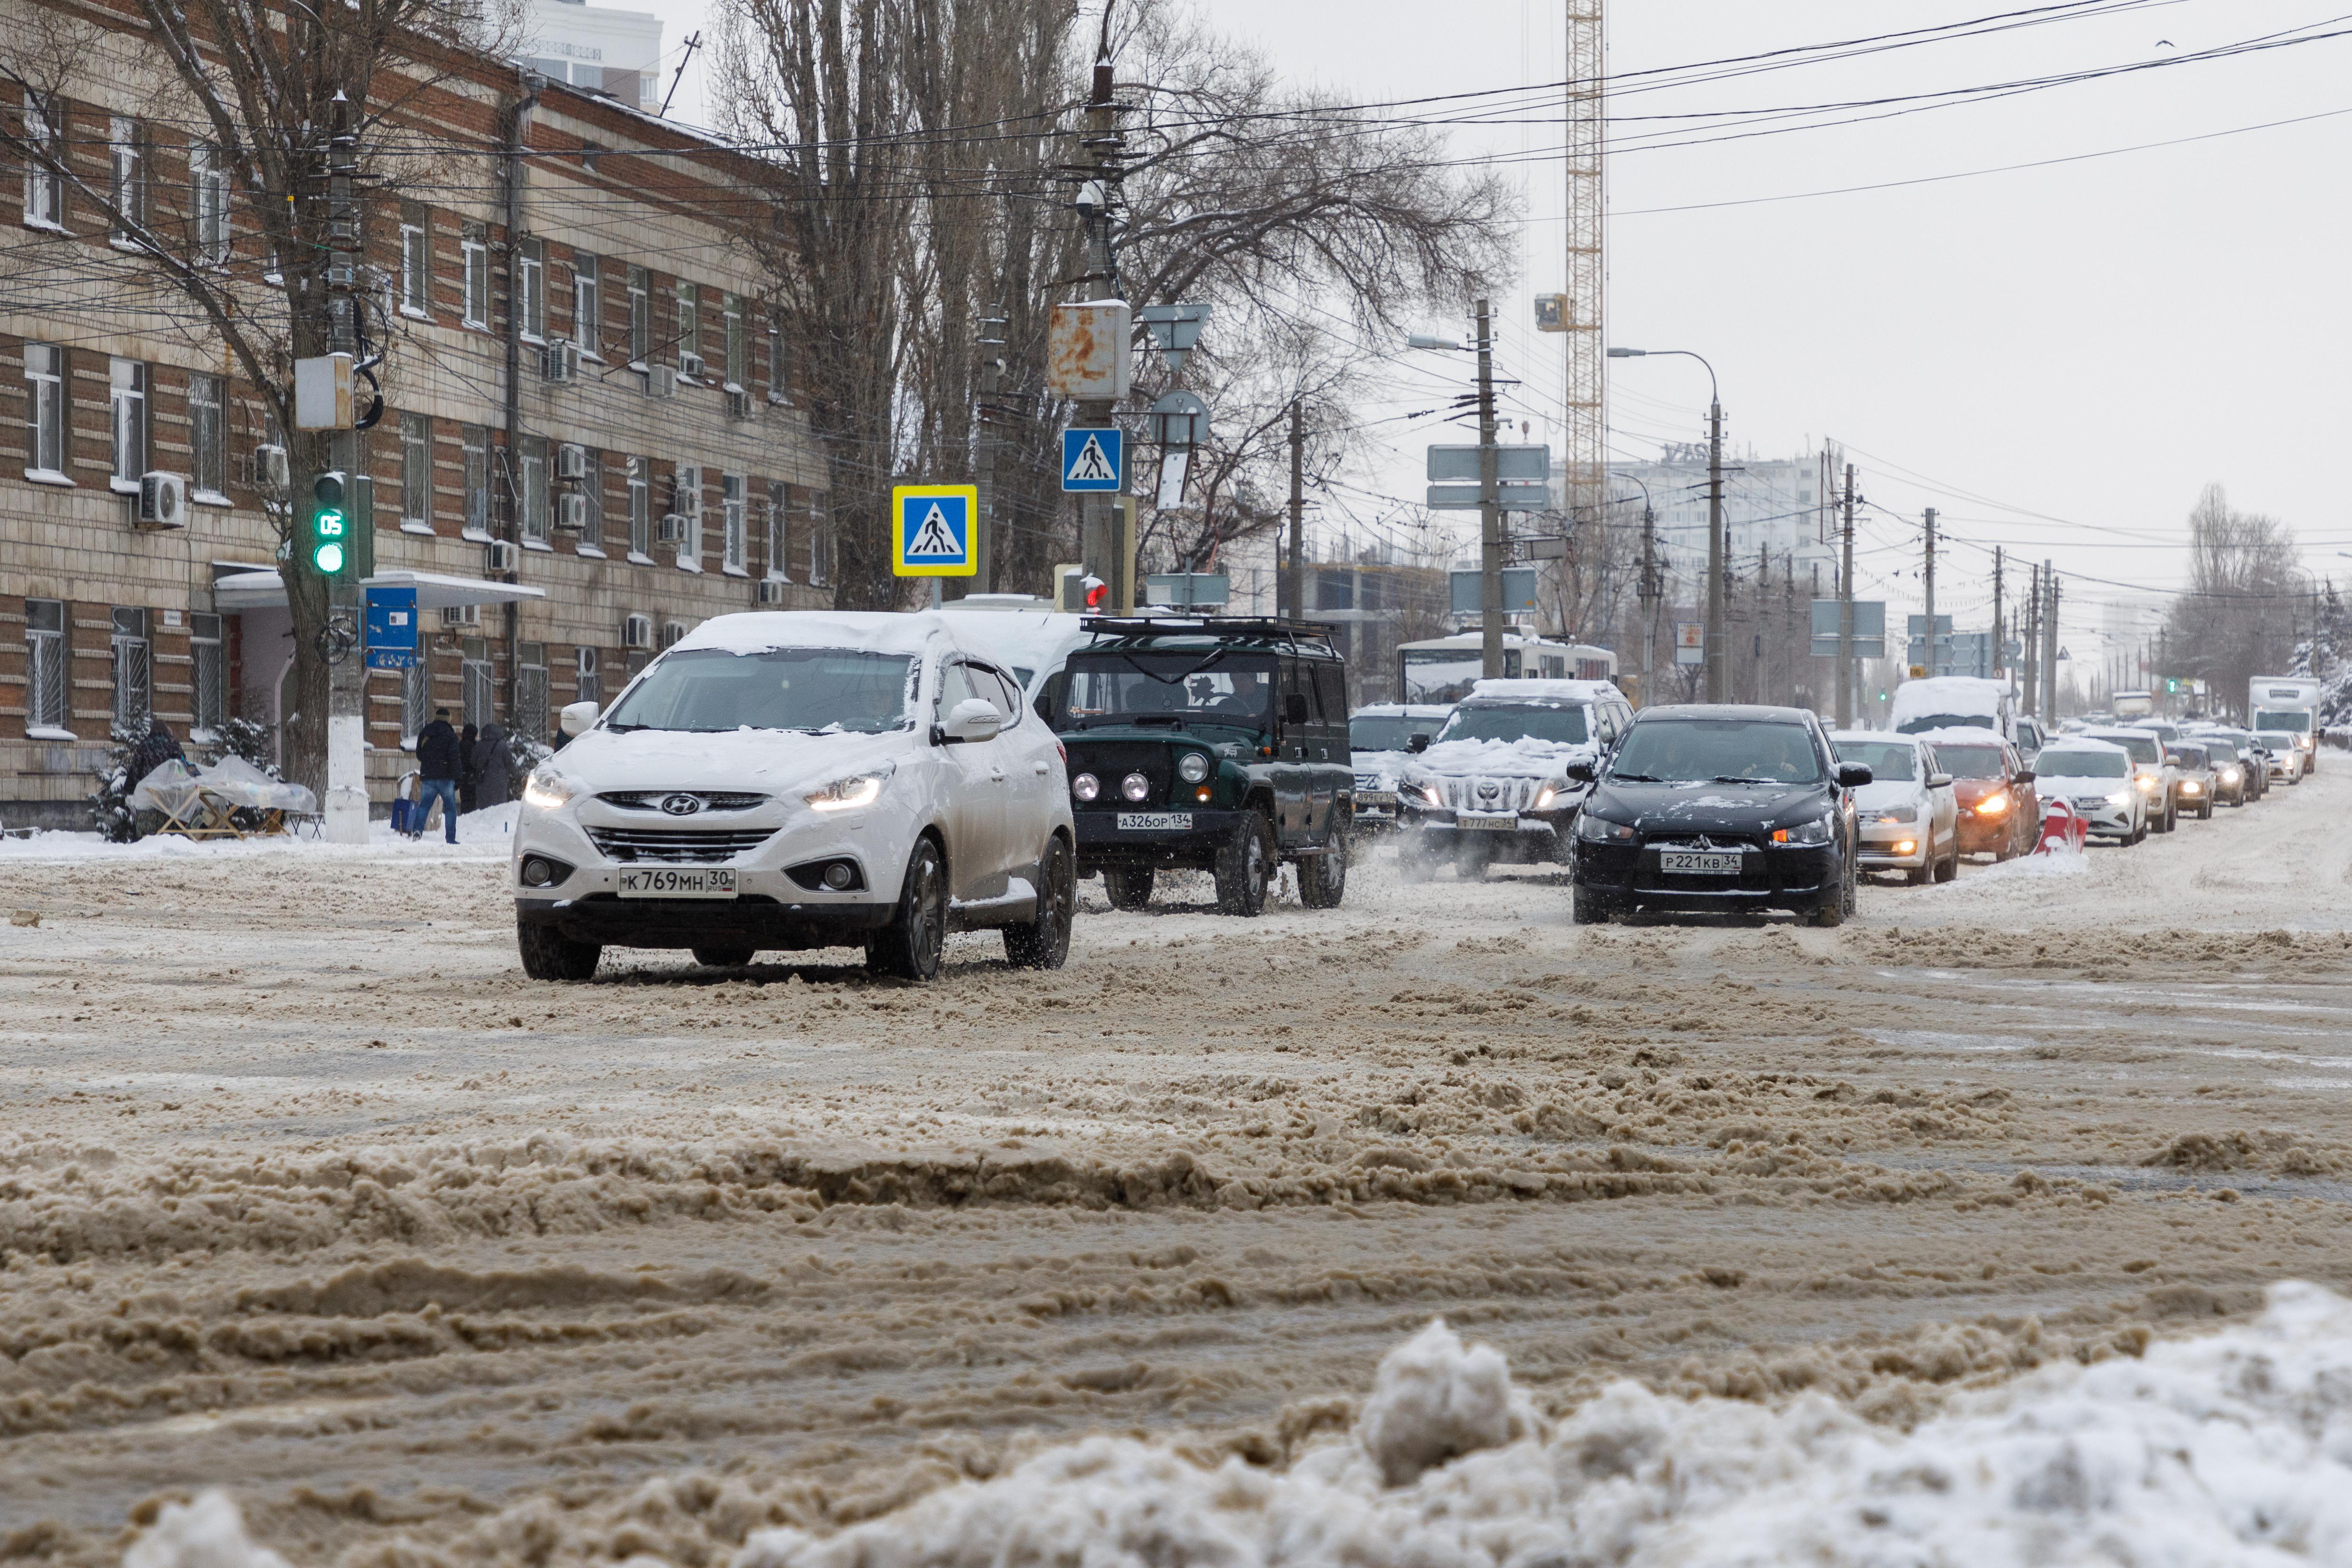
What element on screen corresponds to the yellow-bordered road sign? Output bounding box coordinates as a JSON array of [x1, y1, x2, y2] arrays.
[[891, 485, 978, 577]]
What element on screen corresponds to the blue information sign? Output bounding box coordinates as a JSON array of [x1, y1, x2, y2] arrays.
[[1061, 427, 1124, 492], [364, 586, 419, 670]]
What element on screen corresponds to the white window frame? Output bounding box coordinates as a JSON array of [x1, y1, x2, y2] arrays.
[[110, 358, 148, 492], [576, 645, 600, 705], [109, 116, 145, 246], [765, 481, 790, 581], [400, 412, 433, 531], [191, 143, 230, 265], [189, 371, 227, 502], [461, 223, 489, 329], [461, 422, 491, 540], [402, 659, 431, 748], [190, 612, 225, 741], [111, 606, 151, 731], [517, 236, 545, 343], [626, 265, 649, 365], [576, 448, 604, 556], [22, 94, 63, 230], [809, 498, 830, 587], [519, 434, 549, 546], [722, 472, 747, 574], [399, 221, 429, 315], [675, 282, 698, 372], [767, 320, 788, 404], [24, 342, 67, 482], [572, 253, 600, 357], [24, 598, 70, 738], [675, 463, 702, 570], [722, 293, 745, 391], [627, 455, 651, 560]]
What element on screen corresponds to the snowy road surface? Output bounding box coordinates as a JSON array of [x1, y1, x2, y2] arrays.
[[4, 770, 2351, 1564]]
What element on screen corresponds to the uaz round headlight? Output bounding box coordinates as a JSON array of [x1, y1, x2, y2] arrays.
[[1072, 772, 1100, 802], [1121, 772, 1151, 802], [1177, 751, 1211, 783]]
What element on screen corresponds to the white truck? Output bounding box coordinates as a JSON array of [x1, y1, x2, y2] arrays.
[[2249, 676, 2324, 777]]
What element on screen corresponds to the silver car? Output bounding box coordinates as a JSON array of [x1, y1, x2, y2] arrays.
[[1830, 732, 1959, 884]]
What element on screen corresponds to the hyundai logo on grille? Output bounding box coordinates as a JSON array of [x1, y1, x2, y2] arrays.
[[659, 793, 704, 817]]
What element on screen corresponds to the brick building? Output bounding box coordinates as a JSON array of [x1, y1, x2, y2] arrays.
[[0, 2, 834, 828]]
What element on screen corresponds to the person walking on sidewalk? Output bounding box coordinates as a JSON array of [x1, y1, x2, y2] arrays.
[[414, 708, 464, 844], [473, 722, 515, 808], [458, 722, 481, 815]]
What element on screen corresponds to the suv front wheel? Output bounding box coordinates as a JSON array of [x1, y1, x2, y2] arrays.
[[867, 837, 948, 980], [1215, 808, 1275, 916], [1005, 836, 1075, 970], [1103, 866, 1154, 911], [1298, 811, 1350, 908], [518, 921, 601, 981]]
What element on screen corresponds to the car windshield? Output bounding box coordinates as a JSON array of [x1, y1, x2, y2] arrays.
[[1351, 715, 1428, 751], [1831, 740, 1915, 781], [1611, 719, 1823, 783], [2255, 710, 2309, 733], [1895, 711, 1994, 735], [2169, 745, 2209, 768], [1933, 745, 2006, 778], [1055, 650, 1278, 730], [2092, 733, 2160, 765], [603, 647, 916, 734], [2040, 750, 2130, 780], [1433, 703, 1589, 746]]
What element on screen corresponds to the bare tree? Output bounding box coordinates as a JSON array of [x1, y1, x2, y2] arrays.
[[2161, 483, 2307, 720], [1, 0, 504, 789]]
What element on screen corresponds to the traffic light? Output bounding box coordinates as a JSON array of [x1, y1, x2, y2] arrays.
[[308, 471, 350, 577]]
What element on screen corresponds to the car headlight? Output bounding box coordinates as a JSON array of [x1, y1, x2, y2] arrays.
[[2180, 779, 2202, 794], [1874, 805, 1918, 824], [1073, 772, 1100, 802], [1533, 779, 1570, 812], [1770, 815, 1835, 846], [2222, 766, 2241, 783], [2106, 790, 2133, 807], [1575, 811, 1634, 842], [1978, 791, 2009, 815], [1176, 751, 1211, 784], [2136, 775, 2159, 792], [521, 769, 581, 811], [1120, 772, 1151, 802], [805, 764, 894, 812]]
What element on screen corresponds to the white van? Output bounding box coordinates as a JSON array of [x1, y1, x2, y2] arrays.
[[2249, 676, 2323, 776], [513, 612, 1077, 982], [1890, 676, 2016, 745]]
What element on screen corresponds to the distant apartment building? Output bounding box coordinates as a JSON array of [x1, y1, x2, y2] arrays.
[[523, 0, 665, 114], [1566, 444, 1840, 593], [0, 0, 832, 827]]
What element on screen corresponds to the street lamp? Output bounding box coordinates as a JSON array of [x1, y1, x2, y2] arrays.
[[1610, 346, 1726, 702]]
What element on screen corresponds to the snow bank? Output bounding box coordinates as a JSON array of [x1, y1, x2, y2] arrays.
[[0, 806, 513, 862], [120, 1286, 2352, 1568]]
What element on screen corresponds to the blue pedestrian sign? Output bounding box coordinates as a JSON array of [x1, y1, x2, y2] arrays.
[[364, 586, 418, 670], [1061, 427, 1124, 492], [891, 485, 979, 577]]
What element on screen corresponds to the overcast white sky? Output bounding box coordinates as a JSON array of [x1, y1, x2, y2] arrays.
[[627, 0, 2352, 657]]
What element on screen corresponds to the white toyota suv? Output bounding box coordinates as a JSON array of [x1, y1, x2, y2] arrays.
[[512, 612, 1076, 982]]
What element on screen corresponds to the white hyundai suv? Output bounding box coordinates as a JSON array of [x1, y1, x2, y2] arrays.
[[512, 612, 1076, 982]]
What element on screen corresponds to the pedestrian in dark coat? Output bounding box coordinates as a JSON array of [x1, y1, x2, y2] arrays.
[[413, 708, 462, 844], [458, 722, 481, 813], [473, 722, 515, 808]]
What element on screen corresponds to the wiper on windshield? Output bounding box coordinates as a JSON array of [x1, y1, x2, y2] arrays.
[[1608, 772, 1665, 782]]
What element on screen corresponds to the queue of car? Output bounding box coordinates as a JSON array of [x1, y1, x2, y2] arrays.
[[505, 610, 2316, 978]]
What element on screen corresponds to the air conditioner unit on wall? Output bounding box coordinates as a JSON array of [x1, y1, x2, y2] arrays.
[[677, 351, 706, 380], [252, 444, 290, 492], [557, 493, 588, 532], [486, 539, 519, 573], [724, 387, 754, 422], [135, 472, 187, 528], [555, 442, 587, 481], [541, 339, 580, 384], [660, 621, 687, 649], [645, 365, 677, 399], [621, 613, 652, 649], [443, 603, 481, 628], [657, 513, 686, 545], [755, 578, 787, 606]]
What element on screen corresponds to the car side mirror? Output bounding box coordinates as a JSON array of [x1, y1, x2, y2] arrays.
[[2015, 768, 2035, 784], [1285, 692, 1311, 725], [1925, 772, 1953, 789], [935, 697, 1003, 746], [559, 700, 599, 737], [1565, 761, 1597, 784], [1836, 762, 1875, 788], [1408, 733, 1430, 753]]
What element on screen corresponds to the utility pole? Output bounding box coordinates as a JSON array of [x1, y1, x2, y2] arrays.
[[969, 310, 1005, 597], [1637, 494, 1657, 703], [1286, 398, 1304, 621], [2042, 565, 2060, 718], [1754, 545, 1768, 703], [1991, 547, 2004, 682], [321, 92, 367, 844], [1783, 553, 1796, 708], [1475, 299, 1503, 679], [1705, 392, 1726, 700], [1075, 47, 1122, 610], [2021, 563, 2041, 717], [1836, 463, 1856, 729], [1921, 507, 1938, 677]]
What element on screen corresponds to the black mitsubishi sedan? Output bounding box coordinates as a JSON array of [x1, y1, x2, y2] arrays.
[[1565, 704, 1872, 926]]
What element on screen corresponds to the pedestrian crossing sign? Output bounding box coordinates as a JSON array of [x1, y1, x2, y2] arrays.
[[891, 485, 979, 577], [1061, 427, 1124, 492]]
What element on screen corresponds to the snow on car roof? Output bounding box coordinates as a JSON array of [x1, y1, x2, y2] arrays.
[[1828, 730, 1923, 746], [1893, 676, 2007, 700], [1352, 703, 1454, 717], [1915, 725, 2010, 747], [2036, 739, 2132, 760], [1464, 678, 1619, 703], [671, 611, 959, 659]]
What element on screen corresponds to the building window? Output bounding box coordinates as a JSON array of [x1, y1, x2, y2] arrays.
[[191, 143, 230, 264], [461, 222, 489, 328], [400, 412, 432, 527], [576, 645, 600, 705], [189, 372, 226, 500], [25, 342, 66, 478], [723, 293, 746, 390], [109, 116, 145, 242], [461, 638, 493, 728], [110, 358, 148, 489], [675, 283, 698, 371], [517, 237, 545, 342], [402, 659, 431, 746], [675, 463, 701, 567], [765, 482, 790, 581], [516, 642, 548, 745], [111, 607, 151, 731], [572, 253, 599, 353], [810, 498, 831, 587], [722, 473, 747, 573], [767, 319, 787, 403], [461, 423, 490, 538], [399, 215, 429, 314], [627, 455, 649, 557], [627, 265, 649, 363], [518, 434, 548, 544], [25, 599, 67, 734], [191, 612, 225, 739], [22, 94, 62, 228], [579, 448, 604, 551]]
